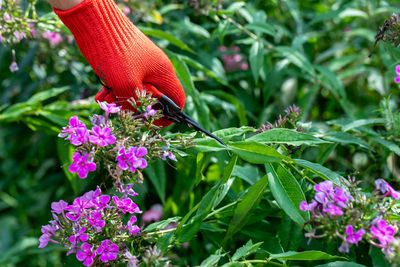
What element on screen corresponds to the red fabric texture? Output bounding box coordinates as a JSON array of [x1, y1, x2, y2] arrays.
[[53, 0, 185, 126]]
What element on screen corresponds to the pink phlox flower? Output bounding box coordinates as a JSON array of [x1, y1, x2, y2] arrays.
[[89, 126, 116, 146], [119, 183, 138, 198], [339, 241, 350, 253], [371, 220, 396, 246], [127, 147, 148, 172], [0, 33, 3, 43], [143, 105, 157, 119], [9, 61, 18, 72], [333, 187, 349, 208], [69, 152, 96, 179], [116, 147, 133, 170], [76, 242, 96, 266], [323, 204, 343, 216], [162, 151, 177, 161], [70, 227, 88, 244], [375, 179, 400, 199], [127, 216, 140, 235], [92, 194, 111, 210], [65, 197, 91, 221], [51, 200, 68, 214], [91, 114, 105, 126], [345, 225, 365, 244], [299, 200, 317, 211], [98, 101, 121, 123], [96, 239, 119, 263], [86, 211, 105, 231], [395, 65, 400, 84], [125, 250, 139, 267], [70, 127, 89, 146], [142, 204, 163, 223], [38, 224, 58, 248], [42, 31, 63, 46], [112, 196, 142, 215], [82, 187, 101, 202], [314, 181, 335, 196], [13, 31, 26, 41], [28, 23, 38, 38]]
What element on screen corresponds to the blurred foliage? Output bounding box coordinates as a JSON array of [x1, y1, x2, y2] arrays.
[[1, 0, 400, 266]]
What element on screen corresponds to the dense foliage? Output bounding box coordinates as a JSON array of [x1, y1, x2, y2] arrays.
[[1, 0, 400, 266]]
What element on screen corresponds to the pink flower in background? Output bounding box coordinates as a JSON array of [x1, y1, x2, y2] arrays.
[[162, 151, 177, 161], [42, 31, 63, 46], [69, 152, 96, 179], [142, 204, 163, 223], [28, 23, 38, 38], [371, 220, 395, 247], [218, 45, 249, 72], [395, 65, 400, 84], [375, 179, 400, 199], [345, 225, 365, 244], [143, 105, 157, 119], [9, 61, 18, 72], [127, 216, 140, 235], [122, 6, 130, 16], [0, 33, 3, 43]]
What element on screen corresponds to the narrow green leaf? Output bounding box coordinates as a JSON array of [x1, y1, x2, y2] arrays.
[[249, 39, 264, 82], [193, 138, 228, 152], [342, 118, 385, 132], [26, 87, 69, 105], [229, 141, 289, 164], [144, 160, 166, 203], [245, 22, 275, 36], [315, 261, 366, 267], [275, 46, 316, 78], [265, 164, 309, 225], [144, 217, 181, 232], [223, 174, 269, 242], [56, 139, 79, 194], [269, 251, 346, 261], [323, 131, 371, 150], [200, 248, 224, 267], [232, 240, 263, 261], [213, 127, 254, 141], [248, 128, 329, 146], [370, 137, 400, 156], [316, 65, 346, 98], [294, 159, 344, 186], [156, 231, 174, 252]]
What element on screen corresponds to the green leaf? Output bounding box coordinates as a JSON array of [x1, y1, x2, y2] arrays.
[[275, 46, 316, 78], [223, 174, 269, 242], [233, 165, 259, 185], [144, 161, 167, 203], [248, 128, 329, 146], [200, 248, 224, 267], [249, 39, 264, 82], [245, 22, 275, 36], [370, 137, 400, 156], [342, 118, 386, 132], [294, 159, 344, 186], [315, 261, 366, 267], [144, 217, 180, 232], [156, 231, 174, 252], [322, 131, 371, 150], [213, 127, 254, 141], [26, 87, 69, 105], [193, 138, 228, 152], [0, 103, 32, 121], [56, 139, 79, 194], [269, 251, 346, 261], [232, 240, 263, 261], [229, 141, 289, 164], [139, 27, 193, 52], [265, 163, 309, 225], [316, 65, 346, 98]]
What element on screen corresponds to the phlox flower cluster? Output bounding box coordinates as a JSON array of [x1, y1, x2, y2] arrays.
[[39, 186, 141, 266], [301, 178, 400, 260], [58, 101, 178, 182]]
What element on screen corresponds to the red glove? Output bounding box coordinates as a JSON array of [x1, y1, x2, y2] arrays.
[[53, 0, 185, 126]]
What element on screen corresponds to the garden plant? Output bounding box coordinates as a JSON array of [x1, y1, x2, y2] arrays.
[[1, 0, 400, 266]]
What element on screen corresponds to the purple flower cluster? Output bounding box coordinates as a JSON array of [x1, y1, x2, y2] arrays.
[[395, 65, 400, 84], [39, 187, 141, 266], [300, 181, 351, 216], [218, 46, 249, 72], [58, 102, 121, 178], [116, 146, 148, 173]]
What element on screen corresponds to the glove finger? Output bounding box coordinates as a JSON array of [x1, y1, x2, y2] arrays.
[[95, 86, 117, 104]]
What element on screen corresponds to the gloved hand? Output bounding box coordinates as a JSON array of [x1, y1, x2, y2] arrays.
[[53, 0, 186, 126]]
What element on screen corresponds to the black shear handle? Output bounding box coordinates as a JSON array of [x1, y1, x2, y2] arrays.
[[158, 95, 227, 147]]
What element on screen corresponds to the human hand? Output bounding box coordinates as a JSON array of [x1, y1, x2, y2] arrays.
[[53, 0, 185, 126]]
